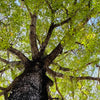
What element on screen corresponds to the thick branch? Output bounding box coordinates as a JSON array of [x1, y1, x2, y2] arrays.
[[30, 14, 39, 59], [40, 23, 55, 56], [22, 1, 39, 59], [44, 43, 63, 67], [39, 8, 78, 57], [46, 68, 63, 78], [8, 47, 29, 63], [54, 17, 71, 28]]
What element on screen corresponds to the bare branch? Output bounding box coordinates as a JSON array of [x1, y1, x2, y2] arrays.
[[40, 23, 55, 56], [54, 78, 64, 100], [47, 68, 100, 82], [30, 14, 39, 60], [8, 47, 29, 63], [44, 43, 63, 67]]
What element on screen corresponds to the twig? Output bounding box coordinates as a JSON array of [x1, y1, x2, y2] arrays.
[[54, 77, 64, 100], [22, 0, 32, 16], [45, 0, 54, 13], [52, 62, 71, 71]]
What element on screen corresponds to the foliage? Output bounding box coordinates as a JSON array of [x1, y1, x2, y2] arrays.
[[0, 0, 100, 99]]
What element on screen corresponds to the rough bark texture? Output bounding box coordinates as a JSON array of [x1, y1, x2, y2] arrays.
[[8, 61, 49, 100]]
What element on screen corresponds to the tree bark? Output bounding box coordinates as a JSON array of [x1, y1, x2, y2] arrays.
[[8, 61, 50, 100]]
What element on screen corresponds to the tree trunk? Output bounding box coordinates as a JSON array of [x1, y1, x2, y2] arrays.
[[8, 61, 49, 100]]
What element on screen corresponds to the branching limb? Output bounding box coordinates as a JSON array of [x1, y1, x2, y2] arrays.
[[40, 7, 78, 57], [47, 68, 100, 82], [8, 47, 29, 63], [39, 11, 77, 57], [54, 8, 78, 28]]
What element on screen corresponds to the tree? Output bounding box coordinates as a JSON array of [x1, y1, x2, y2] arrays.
[[0, 0, 100, 99]]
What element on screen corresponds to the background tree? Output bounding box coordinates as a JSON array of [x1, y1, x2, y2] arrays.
[[0, 0, 100, 99]]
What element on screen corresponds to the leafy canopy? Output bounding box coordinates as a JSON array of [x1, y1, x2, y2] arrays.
[[0, 0, 100, 99]]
